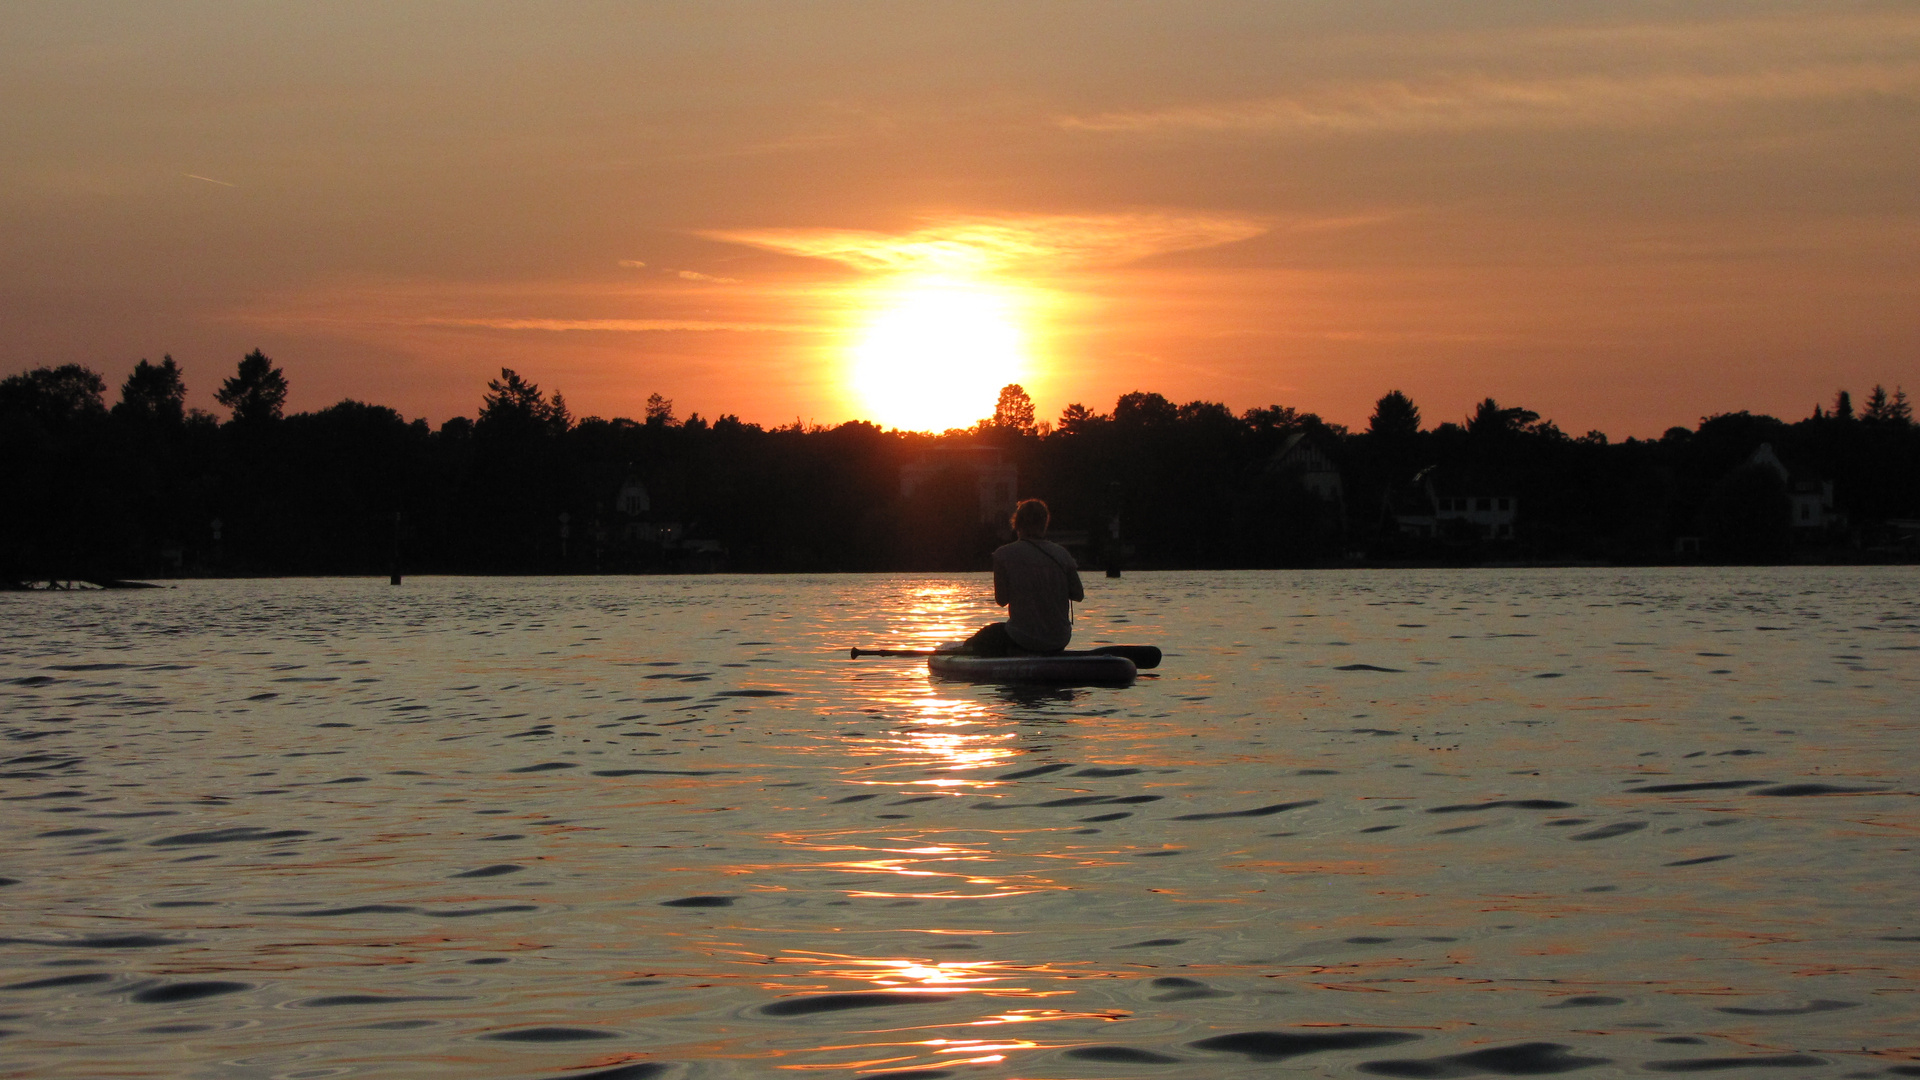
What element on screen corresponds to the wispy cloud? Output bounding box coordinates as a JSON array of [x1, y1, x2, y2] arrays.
[[704, 213, 1268, 274], [616, 260, 739, 283], [1059, 61, 1920, 136], [1059, 9, 1920, 140], [422, 317, 788, 333], [230, 285, 808, 335]]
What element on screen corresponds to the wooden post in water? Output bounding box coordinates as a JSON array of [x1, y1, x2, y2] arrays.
[[389, 510, 403, 585], [1105, 481, 1123, 578]]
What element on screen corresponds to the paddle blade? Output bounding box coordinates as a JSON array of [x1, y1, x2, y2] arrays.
[[1091, 645, 1161, 669]]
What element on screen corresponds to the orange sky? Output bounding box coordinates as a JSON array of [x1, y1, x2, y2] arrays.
[[4, 2, 1917, 436]]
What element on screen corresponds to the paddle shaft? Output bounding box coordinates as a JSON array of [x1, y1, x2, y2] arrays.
[[850, 644, 1161, 669], [849, 647, 955, 658]]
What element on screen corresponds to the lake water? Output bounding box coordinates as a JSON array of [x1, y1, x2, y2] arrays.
[[2, 569, 1916, 1079]]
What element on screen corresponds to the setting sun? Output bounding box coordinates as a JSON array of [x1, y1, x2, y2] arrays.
[[848, 277, 1035, 432]]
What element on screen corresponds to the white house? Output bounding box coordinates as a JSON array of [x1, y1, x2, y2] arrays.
[[1745, 443, 1842, 531], [614, 477, 651, 516], [1434, 493, 1518, 539], [1269, 432, 1345, 507], [1392, 468, 1517, 540]]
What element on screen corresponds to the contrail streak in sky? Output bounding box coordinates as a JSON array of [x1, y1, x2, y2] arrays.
[[184, 173, 236, 187]]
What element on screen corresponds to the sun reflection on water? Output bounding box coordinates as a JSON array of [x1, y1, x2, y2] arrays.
[[766, 951, 1107, 1000], [842, 685, 1024, 784], [865, 586, 1027, 780], [757, 834, 1063, 899], [901, 584, 975, 645]]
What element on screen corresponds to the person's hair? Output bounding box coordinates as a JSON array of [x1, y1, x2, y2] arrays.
[[1012, 498, 1049, 536]]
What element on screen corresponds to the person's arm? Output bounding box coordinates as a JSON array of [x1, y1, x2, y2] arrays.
[[993, 551, 1010, 607], [1057, 543, 1085, 602]]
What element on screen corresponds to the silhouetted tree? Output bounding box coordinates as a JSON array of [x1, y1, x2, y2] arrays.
[[116, 356, 187, 424], [992, 384, 1037, 434], [1465, 397, 1539, 438], [1700, 462, 1791, 562], [1177, 399, 1234, 425], [11, 343, 1920, 579], [1862, 384, 1912, 425], [1113, 391, 1177, 427], [216, 349, 288, 423], [1694, 411, 1789, 451], [0, 364, 108, 423], [1057, 403, 1101, 434], [1242, 404, 1303, 432], [478, 368, 570, 436], [645, 393, 674, 427], [1368, 390, 1421, 441], [0, 365, 120, 581], [1353, 390, 1427, 514], [1833, 389, 1854, 421]]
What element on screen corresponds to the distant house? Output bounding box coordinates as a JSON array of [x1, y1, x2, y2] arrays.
[[1435, 491, 1518, 540], [612, 476, 683, 546], [1385, 487, 1439, 539], [899, 445, 1018, 525], [1745, 443, 1843, 531], [602, 474, 721, 567], [1391, 468, 1518, 540], [614, 476, 651, 517], [1268, 432, 1345, 507]]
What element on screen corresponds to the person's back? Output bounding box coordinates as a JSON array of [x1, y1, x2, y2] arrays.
[[963, 499, 1085, 656], [993, 536, 1083, 652]]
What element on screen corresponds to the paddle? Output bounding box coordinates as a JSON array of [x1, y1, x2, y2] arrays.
[[850, 645, 1161, 670]]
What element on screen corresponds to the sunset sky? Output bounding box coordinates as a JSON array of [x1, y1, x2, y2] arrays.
[[4, 1, 1917, 436]]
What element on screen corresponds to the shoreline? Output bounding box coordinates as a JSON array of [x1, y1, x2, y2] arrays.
[[9, 554, 1919, 591]]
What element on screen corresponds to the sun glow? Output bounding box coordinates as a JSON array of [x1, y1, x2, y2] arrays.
[[848, 276, 1036, 432]]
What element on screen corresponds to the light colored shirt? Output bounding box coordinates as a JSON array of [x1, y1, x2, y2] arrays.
[[992, 537, 1085, 652]]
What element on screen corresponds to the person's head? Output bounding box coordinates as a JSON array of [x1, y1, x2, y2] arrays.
[[1011, 498, 1049, 538]]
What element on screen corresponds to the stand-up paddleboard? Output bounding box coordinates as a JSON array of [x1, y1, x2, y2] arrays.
[[925, 641, 1146, 685]]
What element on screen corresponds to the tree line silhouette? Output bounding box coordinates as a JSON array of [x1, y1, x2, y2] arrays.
[[3, 351, 1915, 582]]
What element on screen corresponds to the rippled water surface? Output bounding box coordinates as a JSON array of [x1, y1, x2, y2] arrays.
[[3, 569, 1917, 1079]]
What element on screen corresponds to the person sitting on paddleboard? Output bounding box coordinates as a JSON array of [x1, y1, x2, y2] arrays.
[[963, 498, 1086, 657]]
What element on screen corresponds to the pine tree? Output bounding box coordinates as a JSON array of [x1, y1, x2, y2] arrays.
[[117, 356, 187, 423], [1859, 385, 1912, 426], [216, 349, 288, 423], [478, 368, 569, 435], [1368, 390, 1421, 440]]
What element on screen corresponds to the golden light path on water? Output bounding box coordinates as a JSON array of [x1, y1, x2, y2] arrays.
[[0, 569, 1916, 1078], [767, 586, 1043, 906]]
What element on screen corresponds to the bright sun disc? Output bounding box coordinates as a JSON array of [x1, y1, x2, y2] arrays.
[[849, 278, 1031, 432]]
